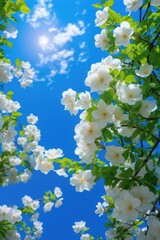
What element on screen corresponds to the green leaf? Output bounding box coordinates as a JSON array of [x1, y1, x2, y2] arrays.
[[92, 3, 102, 9], [119, 168, 133, 179], [102, 128, 113, 141], [131, 129, 140, 140], [11, 112, 22, 117], [124, 75, 137, 83], [20, 5, 31, 14], [16, 58, 22, 66], [104, 0, 114, 7], [135, 159, 143, 173], [100, 88, 115, 104]]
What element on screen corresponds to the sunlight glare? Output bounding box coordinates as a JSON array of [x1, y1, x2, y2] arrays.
[[38, 35, 49, 49]]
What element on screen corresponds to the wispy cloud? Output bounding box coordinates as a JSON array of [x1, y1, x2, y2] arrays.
[[21, 0, 88, 84]]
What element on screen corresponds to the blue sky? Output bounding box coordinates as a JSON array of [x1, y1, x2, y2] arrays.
[[1, 0, 127, 239]]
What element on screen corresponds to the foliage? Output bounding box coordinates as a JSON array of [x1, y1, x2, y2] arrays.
[[0, 0, 160, 239]]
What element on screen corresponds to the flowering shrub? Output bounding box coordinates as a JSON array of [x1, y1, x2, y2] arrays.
[[0, 0, 160, 239]]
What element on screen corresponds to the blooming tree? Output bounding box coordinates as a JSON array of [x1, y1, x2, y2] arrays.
[[0, 0, 160, 239]]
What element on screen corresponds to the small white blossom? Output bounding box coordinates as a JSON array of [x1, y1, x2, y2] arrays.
[[61, 88, 78, 115], [70, 170, 95, 192], [27, 114, 38, 124], [80, 233, 91, 240], [54, 187, 63, 198], [124, 0, 143, 12], [92, 100, 115, 128], [130, 186, 155, 212], [105, 146, 125, 166], [55, 198, 63, 208], [0, 61, 13, 83], [135, 63, 153, 77], [45, 148, 63, 159], [151, 0, 160, 6], [76, 91, 91, 110], [95, 202, 105, 217], [94, 29, 110, 50], [54, 168, 68, 177], [113, 21, 134, 46], [116, 82, 142, 105], [43, 202, 54, 212], [95, 7, 109, 26], [138, 100, 157, 118], [147, 216, 160, 237], [85, 67, 113, 93], [112, 191, 141, 222], [72, 220, 86, 233]]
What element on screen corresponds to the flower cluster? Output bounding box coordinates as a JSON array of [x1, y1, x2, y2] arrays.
[[61, 0, 160, 239]]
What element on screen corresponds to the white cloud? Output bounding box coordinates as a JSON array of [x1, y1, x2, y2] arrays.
[[78, 52, 88, 63], [53, 22, 85, 47], [80, 41, 86, 49], [21, 0, 89, 84], [25, 0, 55, 28], [82, 9, 87, 15]]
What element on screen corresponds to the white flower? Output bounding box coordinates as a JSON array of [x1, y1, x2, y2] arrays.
[[27, 114, 38, 124], [20, 169, 32, 183], [116, 82, 142, 105], [147, 216, 160, 237], [72, 220, 86, 233], [135, 63, 153, 77], [130, 186, 155, 212], [138, 100, 157, 118], [45, 148, 63, 159], [22, 195, 33, 207], [3, 124, 17, 143], [8, 168, 19, 184], [24, 125, 41, 142], [43, 202, 54, 212], [118, 126, 135, 137], [113, 21, 134, 46], [54, 187, 63, 198], [76, 121, 101, 144], [0, 205, 12, 222], [85, 67, 113, 93], [102, 55, 122, 70], [70, 170, 95, 192], [3, 25, 18, 39], [105, 229, 117, 239], [95, 7, 109, 26], [55, 168, 68, 177], [80, 233, 91, 240], [92, 100, 115, 128], [33, 220, 43, 231], [6, 230, 20, 240], [95, 202, 105, 217], [113, 106, 128, 127], [124, 0, 143, 12], [151, 0, 160, 6], [76, 91, 91, 110], [113, 191, 141, 222], [55, 198, 63, 208], [22, 61, 31, 69], [36, 157, 54, 174], [75, 141, 96, 164], [94, 29, 110, 50], [0, 61, 13, 83], [9, 157, 21, 166], [105, 146, 125, 166], [30, 212, 39, 222], [61, 88, 78, 115]]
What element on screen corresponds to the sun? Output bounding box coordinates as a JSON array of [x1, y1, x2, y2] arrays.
[[38, 35, 49, 49]]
